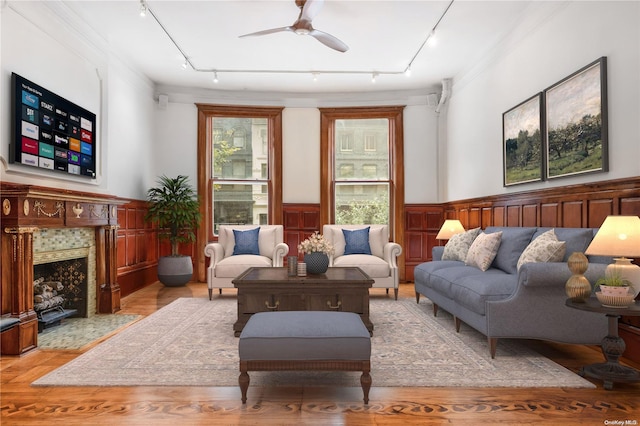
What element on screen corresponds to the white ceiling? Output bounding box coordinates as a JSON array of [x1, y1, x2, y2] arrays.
[[56, 0, 536, 94]]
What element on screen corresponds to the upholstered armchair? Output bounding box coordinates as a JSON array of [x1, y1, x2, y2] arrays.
[[322, 224, 402, 300], [204, 225, 289, 300]]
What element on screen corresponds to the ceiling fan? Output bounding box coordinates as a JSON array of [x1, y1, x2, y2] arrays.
[[239, 0, 349, 53]]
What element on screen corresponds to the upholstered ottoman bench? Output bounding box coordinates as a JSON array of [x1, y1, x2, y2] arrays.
[[238, 311, 372, 404]]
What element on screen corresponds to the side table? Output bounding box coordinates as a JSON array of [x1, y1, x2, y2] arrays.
[[565, 297, 640, 390]]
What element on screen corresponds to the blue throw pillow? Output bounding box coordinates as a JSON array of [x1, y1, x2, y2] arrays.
[[343, 227, 371, 255], [232, 227, 260, 255]]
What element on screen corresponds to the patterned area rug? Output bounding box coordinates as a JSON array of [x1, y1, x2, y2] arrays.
[[32, 297, 594, 388], [37, 314, 141, 350]]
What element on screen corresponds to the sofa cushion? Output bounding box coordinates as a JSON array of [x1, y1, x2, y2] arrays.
[[449, 270, 517, 315], [343, 227, 372, 255], [427, 264, 477, 298], [442, 227, 481, 261], [258, 226, 276, 258], [215, 255, 272, 277], [534, 227, 594, 262], [517, 229, 566, 271], [465, 231, 502, 271], [233, 227, 261, 255], [485, 227, 537, 274], [333, 254, 389, 277]]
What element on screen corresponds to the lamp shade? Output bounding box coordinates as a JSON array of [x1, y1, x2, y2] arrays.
[[584, 215, 640, 257], [436, 220, 465, 240]]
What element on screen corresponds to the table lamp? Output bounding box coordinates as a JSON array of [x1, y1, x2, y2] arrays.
[[584, 215, 640, 298], [436, 220, 465, 241]]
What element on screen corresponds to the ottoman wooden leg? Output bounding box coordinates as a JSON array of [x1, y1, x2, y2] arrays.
[[239, 361, 250, 403], [360, 361, 372, 404]]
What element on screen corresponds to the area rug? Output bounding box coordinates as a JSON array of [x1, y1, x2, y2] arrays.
[[37, 314, 141, 350], [32, 297, 594, 388]]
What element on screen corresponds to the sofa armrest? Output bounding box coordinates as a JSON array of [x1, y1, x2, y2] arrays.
[[272, 243, 289, 267], [432, 246, 444, 261], [518, 261, 607, 288], [204, 242, 225, 265], [383, 242, 402, 268]]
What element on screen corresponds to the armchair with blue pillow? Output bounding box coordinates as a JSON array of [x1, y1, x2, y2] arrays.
[[204, 225, 289, 300], [322, 224, 403, 300]]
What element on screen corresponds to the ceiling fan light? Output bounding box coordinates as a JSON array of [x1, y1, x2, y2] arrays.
[[295, 28, 310, 36]]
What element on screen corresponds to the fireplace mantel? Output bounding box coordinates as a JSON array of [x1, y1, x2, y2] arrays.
[[1, 182, 126, 355]]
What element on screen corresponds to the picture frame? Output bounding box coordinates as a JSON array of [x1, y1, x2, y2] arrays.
[[502, 93, 544, 186], [544, 57, 608, 180]]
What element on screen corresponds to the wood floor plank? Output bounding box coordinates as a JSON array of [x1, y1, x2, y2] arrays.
[[2, 282, 639, 425]]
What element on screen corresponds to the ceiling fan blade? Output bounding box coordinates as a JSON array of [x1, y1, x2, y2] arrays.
[[309, 29, 349, 53], [300, 0, 324, 22], [239, 26, 293, 38]]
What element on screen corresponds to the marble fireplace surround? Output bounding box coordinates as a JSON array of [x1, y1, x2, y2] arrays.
[[1, 183, 125, 355]]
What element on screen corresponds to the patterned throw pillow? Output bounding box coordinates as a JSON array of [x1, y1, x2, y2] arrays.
[[442, 227, 481, 261], [232, 227, 261, 255], [343, 227, 372, 255], [517, 229, 566, 271], [465, 231, 503, 271]]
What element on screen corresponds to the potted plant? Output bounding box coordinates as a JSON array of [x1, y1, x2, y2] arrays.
[[298, 231, 334, 274], [595, 272, 632, 296], [145, 175, 200, 286]]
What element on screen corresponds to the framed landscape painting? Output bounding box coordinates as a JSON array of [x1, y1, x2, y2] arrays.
[[503, 93, 543, 186], [545, 57, 608, 179]]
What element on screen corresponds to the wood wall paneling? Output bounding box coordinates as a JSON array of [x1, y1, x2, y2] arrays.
[[282, 204, 321, 259], [562, 201, 584, 227], [540, 203, 560, 227]]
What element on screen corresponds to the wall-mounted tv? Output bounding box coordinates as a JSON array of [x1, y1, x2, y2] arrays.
[[10, 72, 97, 179]]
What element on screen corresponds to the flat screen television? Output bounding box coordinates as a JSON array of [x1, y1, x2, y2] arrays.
[[10, 72, 97, 179]]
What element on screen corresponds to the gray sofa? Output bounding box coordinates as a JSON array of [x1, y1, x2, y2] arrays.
[[414, 226, 609, 358]]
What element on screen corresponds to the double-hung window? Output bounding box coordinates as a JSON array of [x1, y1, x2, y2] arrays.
[[197, 105, 282, 239], [320, 106, 404, 238]]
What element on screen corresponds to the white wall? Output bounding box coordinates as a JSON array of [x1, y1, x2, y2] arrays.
[[0, 2, 156, 199], [443, 1, 640, 201]]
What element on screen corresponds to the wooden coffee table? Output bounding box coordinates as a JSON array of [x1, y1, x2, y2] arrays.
[[232, 267, 374, 337]]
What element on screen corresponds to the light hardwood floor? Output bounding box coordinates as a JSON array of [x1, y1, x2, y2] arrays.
[[2, 282, 639, 425]]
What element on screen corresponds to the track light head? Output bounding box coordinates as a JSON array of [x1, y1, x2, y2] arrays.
[[139, 0, 147, 17]]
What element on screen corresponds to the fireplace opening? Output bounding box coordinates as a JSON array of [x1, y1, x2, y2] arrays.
[[34, 257, 88, 331]]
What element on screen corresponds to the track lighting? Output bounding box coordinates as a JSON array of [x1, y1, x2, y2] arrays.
[[371, 73, 378, 83], [405, 66, 412, 77], [182, 59, 188, 69], [139, 0, 147, 17], [213, 72, 219, 83], [312, 73, 318, 82], [427, 30, 437, 47]]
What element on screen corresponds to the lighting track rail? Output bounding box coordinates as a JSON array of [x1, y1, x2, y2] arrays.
[[139, 0, 454, 83]]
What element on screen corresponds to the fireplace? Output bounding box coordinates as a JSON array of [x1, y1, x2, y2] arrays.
[[1, 182, 123, 355]]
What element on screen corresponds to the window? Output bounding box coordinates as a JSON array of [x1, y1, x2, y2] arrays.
[[340, 133, 354, 151], [362, 164, 377, 178], [364, 133, 377, 151], [197, 105, 283, 240], [339, 163, 354, 178], [320, 107, 404, 243]]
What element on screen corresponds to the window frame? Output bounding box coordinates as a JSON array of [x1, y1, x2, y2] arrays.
[[196, 104, 283, 253], [320, 106, 405, 246]]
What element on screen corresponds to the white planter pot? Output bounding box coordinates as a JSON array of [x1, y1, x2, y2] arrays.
[[599, 285, 630, 297]]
